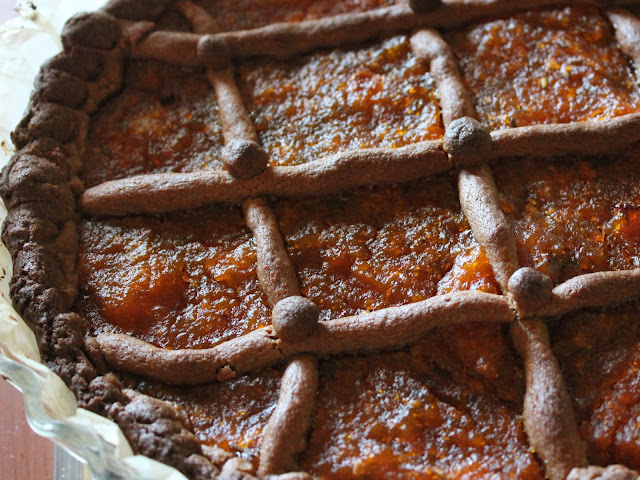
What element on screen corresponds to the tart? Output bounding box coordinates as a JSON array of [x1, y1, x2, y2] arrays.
[[2, 0, 640, 479]]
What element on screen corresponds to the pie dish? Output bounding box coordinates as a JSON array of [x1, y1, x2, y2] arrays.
[[2, 0, 640, 479]]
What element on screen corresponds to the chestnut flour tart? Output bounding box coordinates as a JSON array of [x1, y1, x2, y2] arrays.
[[3, 0, 640, 479]]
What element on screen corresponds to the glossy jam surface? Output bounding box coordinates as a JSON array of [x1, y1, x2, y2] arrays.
[[239, 35, 443, 166], [274, 175, 499, 321], [194, 0, 395, 32], [552, 301, 640, 469], [494, 155, 640, 285], [78, 206, 270, 349], [449, 7, 640, 130], [132, 367, 281, 466], [82, 61, 224, 187], [301, 325, 542, 479]]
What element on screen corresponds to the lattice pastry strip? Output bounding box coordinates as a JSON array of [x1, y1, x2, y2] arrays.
[[4, 1, 640, 479]]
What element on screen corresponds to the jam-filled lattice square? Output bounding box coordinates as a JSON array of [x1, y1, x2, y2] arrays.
[[273, 174, 498, 321], [551, 300, 640, 470], [448, 6, 640, 130], [238, 35, 444, 167], [82, 60, 225, 187], [300, 324, 542, 480], [78, 205, 271, 349], [492, 153, 640, 286]]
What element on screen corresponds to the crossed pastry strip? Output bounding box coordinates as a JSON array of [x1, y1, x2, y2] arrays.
[[5, 0, 640, 479]]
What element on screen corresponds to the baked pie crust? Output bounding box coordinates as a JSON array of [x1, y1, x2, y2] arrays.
[[3, 0, 640, 479]]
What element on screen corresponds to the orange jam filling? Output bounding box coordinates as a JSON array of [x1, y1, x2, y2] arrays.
[[273, 175, 499, 321], [238, 35, 444, 167], [551, 301, 640, 469], [78, 205, 270, 349], [493, 155, 640, 285], [132, 367, 281, 466], [193, 0, 395, 32], [301, 324, 543, 479], [82, 60, 224, 187], [448, 7, 640, 130]]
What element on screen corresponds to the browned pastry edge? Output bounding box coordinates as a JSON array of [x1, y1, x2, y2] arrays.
[[93, 291, 513, 385], [0, 10, 130, 396], [567, 465, 640, 480], [511, 319, 588, 480], [11, 102, 89, 153], [540, 269, 640, 317], [608, 9, 640, 84], [243, 198, 300, 306], [258, 355, 318, 476], [489, 113, 640, 159], [78, 141, 449, 215], [61, 11, 122, 51], [410, 29, 476, 127], [40, 45, 127, 114], [458, 164, 519, 292], [109, 387, 220, 479]]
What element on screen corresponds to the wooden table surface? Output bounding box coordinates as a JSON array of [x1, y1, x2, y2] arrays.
[[0, 377, 54, 479]]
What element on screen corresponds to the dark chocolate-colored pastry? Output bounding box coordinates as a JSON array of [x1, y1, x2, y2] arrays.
[[4, 1, 640, 479]]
